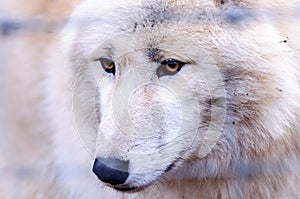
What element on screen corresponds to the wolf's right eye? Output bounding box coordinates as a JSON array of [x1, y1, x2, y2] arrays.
[[99, 58, 115, 75]]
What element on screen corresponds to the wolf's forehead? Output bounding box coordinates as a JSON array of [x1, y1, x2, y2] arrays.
[[74, 0, 219, 31], [69, 0, 254, 59], [99, 33, 193, 62], [124, 2, 218, 29], [72, 0, 251, 34], [99, 43, 168, 63]]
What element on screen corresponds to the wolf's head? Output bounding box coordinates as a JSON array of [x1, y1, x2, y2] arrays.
[[64, 0, 300, 192]]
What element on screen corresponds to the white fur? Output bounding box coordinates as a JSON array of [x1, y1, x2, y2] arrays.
[[44, 0, 300, 198]]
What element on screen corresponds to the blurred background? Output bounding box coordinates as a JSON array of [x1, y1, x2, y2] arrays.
[[0, 0, 78, 198]]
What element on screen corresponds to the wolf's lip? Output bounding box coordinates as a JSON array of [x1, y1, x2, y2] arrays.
[[114, 187, 136, 192], [114, 186, 144, 193]]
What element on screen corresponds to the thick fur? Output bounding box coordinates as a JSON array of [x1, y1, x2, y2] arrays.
[[1, 0, 300, 198]]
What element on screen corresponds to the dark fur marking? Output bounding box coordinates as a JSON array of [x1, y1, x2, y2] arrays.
[[146, 48, 162, 62], [165, 163, 175, 172], [140, 4, 175, 28]]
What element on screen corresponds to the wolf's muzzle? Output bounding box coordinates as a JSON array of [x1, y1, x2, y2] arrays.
[[92, 158, 129, 185]]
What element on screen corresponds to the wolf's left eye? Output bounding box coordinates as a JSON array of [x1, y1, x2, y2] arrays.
[[156, 58, 185, 77], [99, 58, 115, 75]]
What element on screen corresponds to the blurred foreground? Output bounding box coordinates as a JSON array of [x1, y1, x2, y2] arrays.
[[0, 0, 300, 198]]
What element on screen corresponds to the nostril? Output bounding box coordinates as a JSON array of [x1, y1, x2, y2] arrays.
[[92, 158, 129, 185]]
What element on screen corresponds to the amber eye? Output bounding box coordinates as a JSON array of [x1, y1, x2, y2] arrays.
[[99, 58, 115, 75], [156, 58, 185, 77]]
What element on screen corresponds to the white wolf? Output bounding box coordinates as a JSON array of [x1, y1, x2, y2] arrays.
[[1, 0, 300, 198], [46, 0, 300, 198]]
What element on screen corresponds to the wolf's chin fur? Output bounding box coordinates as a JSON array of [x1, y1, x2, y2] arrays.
[[42, 0, 300, 198]]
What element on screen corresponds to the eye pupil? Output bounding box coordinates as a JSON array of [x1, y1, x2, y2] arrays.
[[156, 58, 185, 77], [106, 63, 114, 69], [99, 58, 115, 75], [167, 61, 178, 69], [163, 59, 182, 72]]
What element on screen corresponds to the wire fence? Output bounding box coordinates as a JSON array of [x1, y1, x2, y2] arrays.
[[0, 5, 300, 36], [1, 3, 300, 198]]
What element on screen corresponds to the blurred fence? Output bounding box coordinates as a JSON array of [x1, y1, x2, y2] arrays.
[[0, 5, 300, 36], [0, 3, 300, 199]]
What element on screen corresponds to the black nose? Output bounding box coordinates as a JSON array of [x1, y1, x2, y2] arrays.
[[92, 158, 129, 185]]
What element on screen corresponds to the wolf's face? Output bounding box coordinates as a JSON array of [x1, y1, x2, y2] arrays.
[[70, 27, 226, 190], [66, 0, 296, 192], [68, 0, 229, 192]]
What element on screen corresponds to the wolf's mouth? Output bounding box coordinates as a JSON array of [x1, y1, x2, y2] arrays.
[[113, 162, 179, 193], [114, 186, 145, 193], [114, 187, 136, 192]]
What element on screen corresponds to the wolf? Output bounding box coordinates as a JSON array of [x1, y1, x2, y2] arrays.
[[4, 0, 299, 198]]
